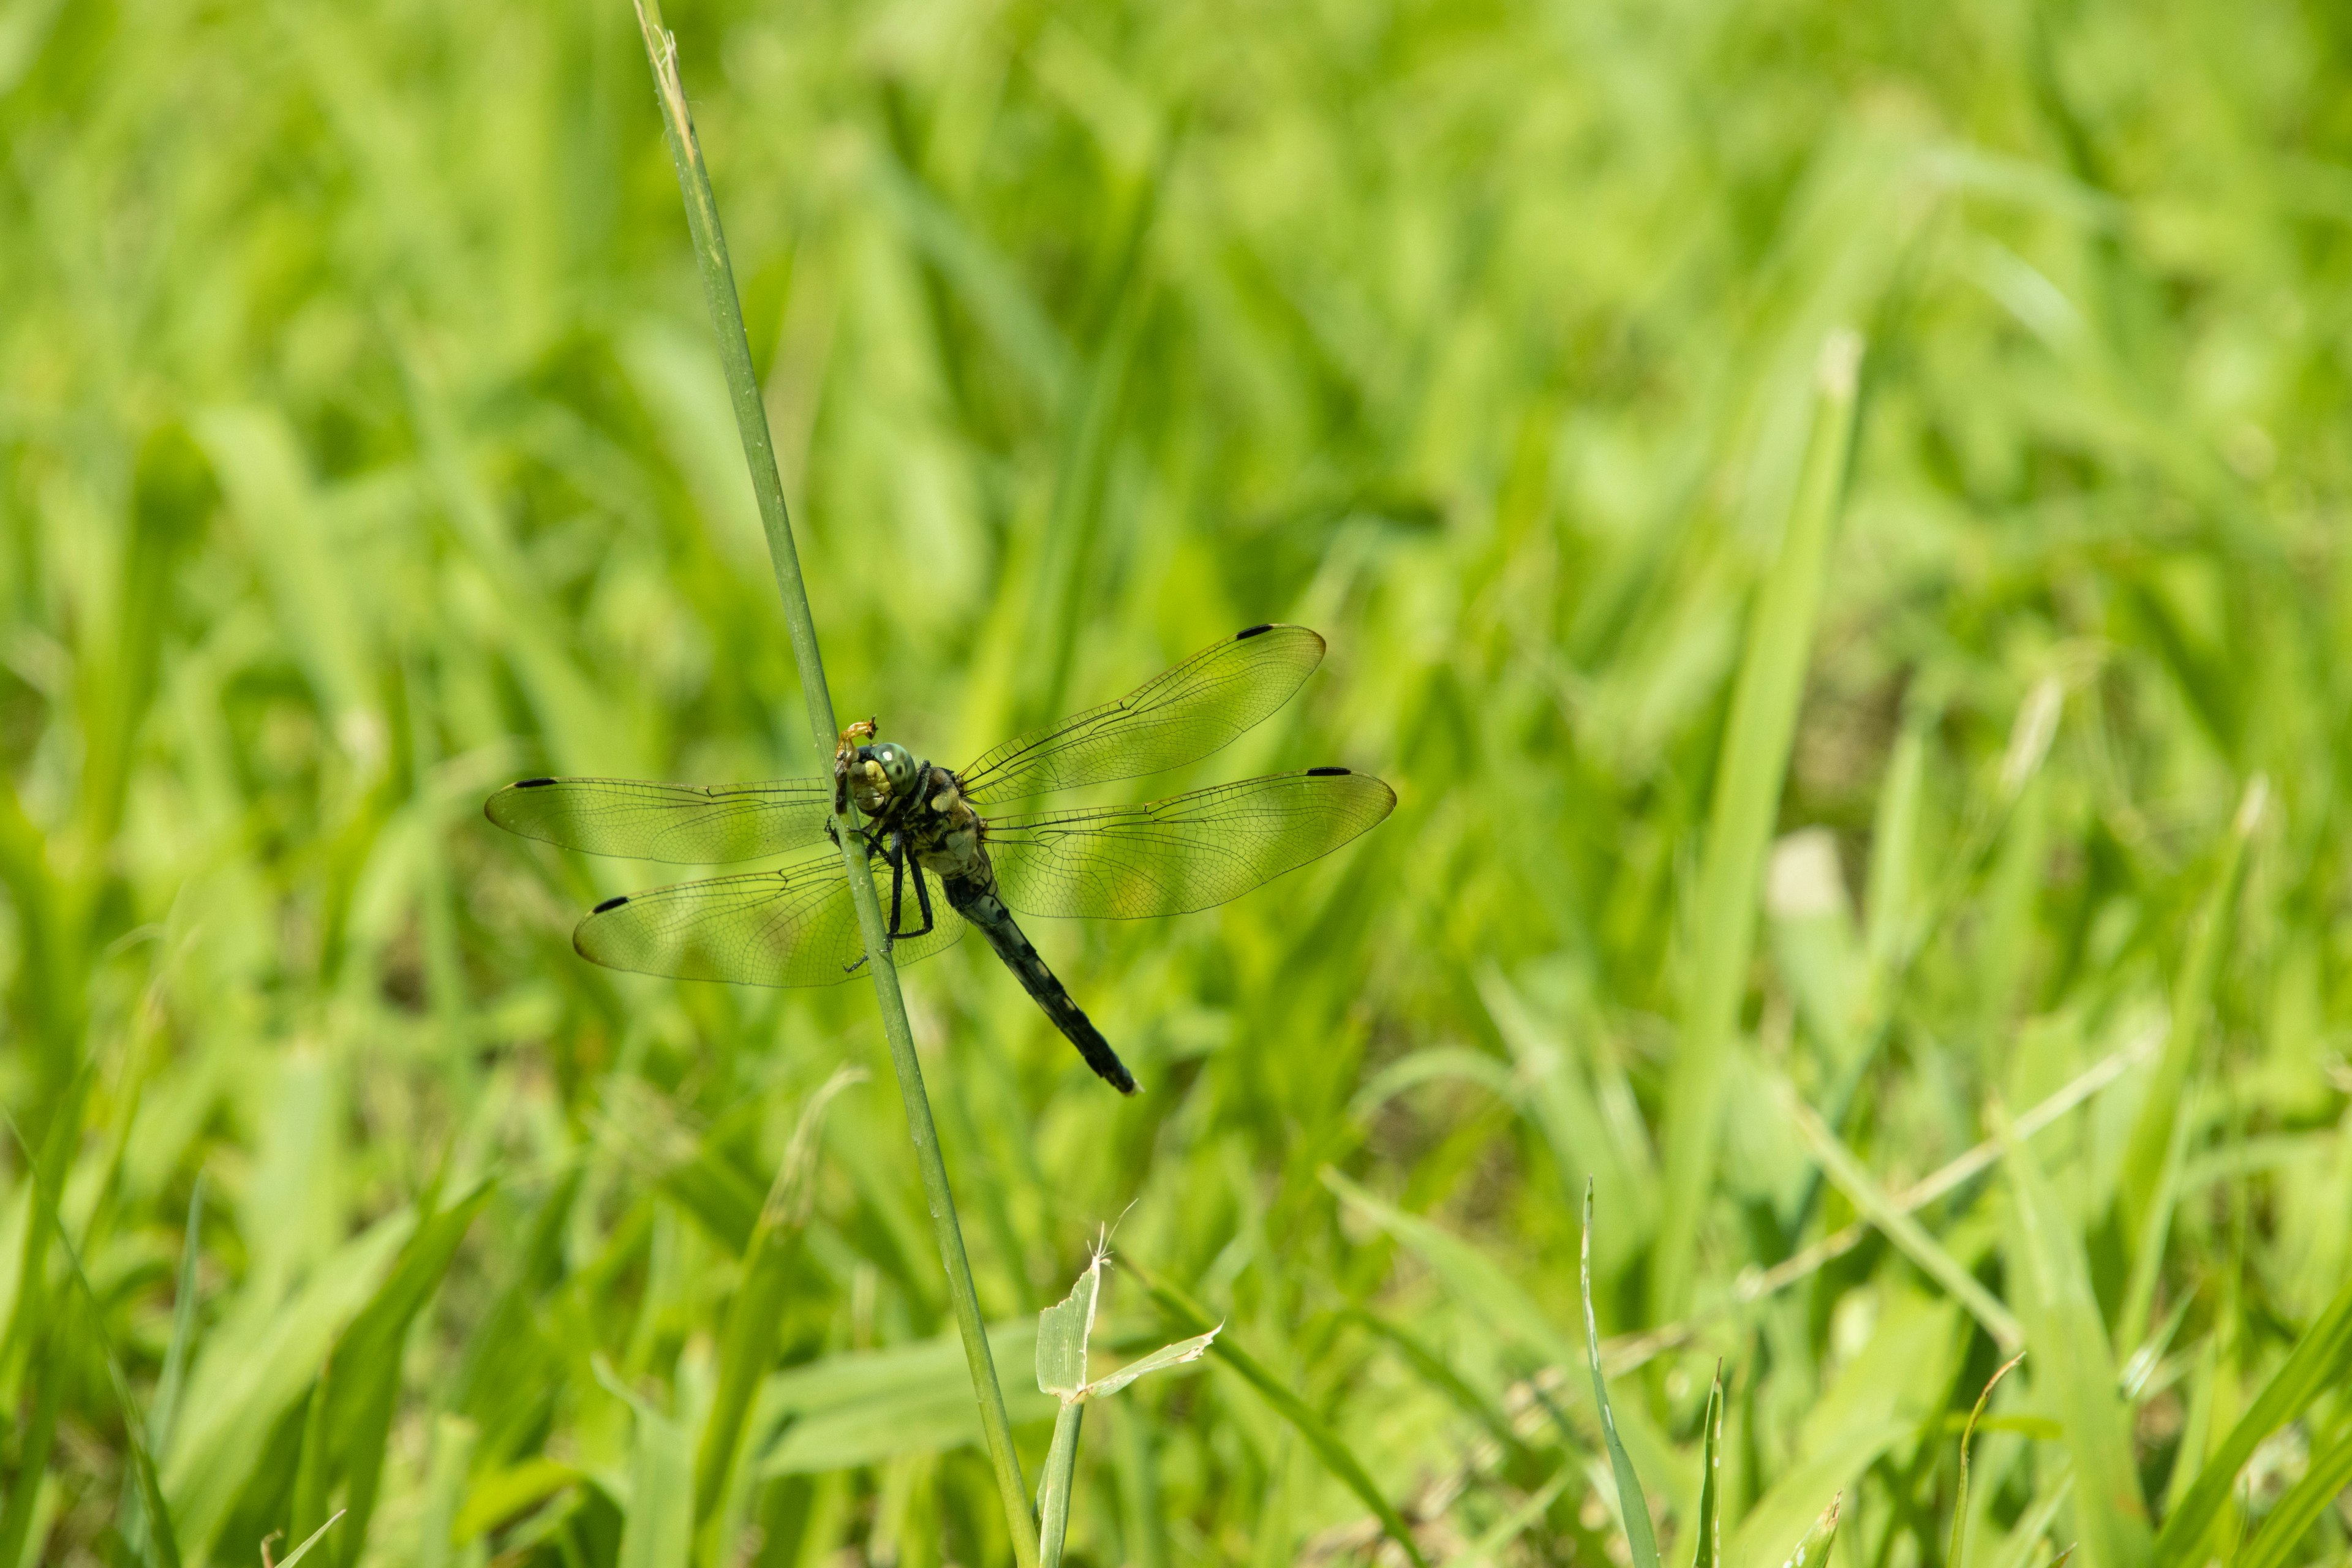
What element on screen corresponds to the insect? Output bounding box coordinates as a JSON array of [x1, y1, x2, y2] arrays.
[[484, 624, 1394, 1093]]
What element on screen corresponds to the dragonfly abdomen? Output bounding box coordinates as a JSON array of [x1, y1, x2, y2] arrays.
[[943, 873, 1137, 1095]]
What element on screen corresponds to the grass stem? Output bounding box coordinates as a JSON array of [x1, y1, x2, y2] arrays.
[[1037, 1403, 1083, 1568], [627, 7, 1038, 1560]]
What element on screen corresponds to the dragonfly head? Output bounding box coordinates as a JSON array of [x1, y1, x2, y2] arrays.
[[847, 741, 924, 814]]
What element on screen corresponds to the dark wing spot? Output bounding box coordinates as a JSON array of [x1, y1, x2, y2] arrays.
[[516, 777, 557, 788], [592, 895, 630, 913], [1235, 623, 1275, 639], [1306, 766, 1351, 777]]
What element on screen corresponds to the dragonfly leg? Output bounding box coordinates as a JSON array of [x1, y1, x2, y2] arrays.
[[903, 851, 937, 939], [884, 835, 910, 951]]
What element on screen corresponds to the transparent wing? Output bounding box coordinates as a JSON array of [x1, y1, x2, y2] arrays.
[[985, 769, 1395, 919], [957, 624, 1326, 805], [573, 852, 964, 987], [486, 776, 834, 863]]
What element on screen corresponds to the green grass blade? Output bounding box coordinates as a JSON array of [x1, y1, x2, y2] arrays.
[[1131, 1262, 1429, 1568], [1782, 1077, 2025, 1352], [1988, 1470, 2077, 1568], [2003, 1118, 2153, 1567], [1343, 1308, 1540, 1473], [1689, 1363, 1723, 1568], [1324, 1169, 1578, 1366], [2115, 777, 2264, 1340], [1324, 1169, 1688, 1514], [694, 1071, 856, 1528], [610, 1384, 693, 1568], [288, 1374, 334, 1550], [1581, 1183, 1660, 1568], [1778, 1493, 1842, 1568], [1036, 1402, 1084, 1568], [2152, 1268, 2352, 1564], [323, 1180, 494, 1568], [1079, 1332, 1218, 1402], [149, 1173, 206, 1460], [274, 1509, 345, 1568], [162, 1210, 413, 1553], [753, 1321, 1060, 1477], [1453, 1466, 1576, 1567], [3, 1101, 184, 1568], [414, 1415, 473, 1568], [2231, 1415, 2352, 1568], [1654, 330, 1864, 1317]]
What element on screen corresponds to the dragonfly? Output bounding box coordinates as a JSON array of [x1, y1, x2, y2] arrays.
[[485, 624, 1394, 1094]]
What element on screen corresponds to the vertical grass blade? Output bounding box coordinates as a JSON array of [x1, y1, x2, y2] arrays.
[[316, 1180, 495, 1568], [1036, 1403, 1084, 1568], [7, 1107, 185, 1568], [2002, 1120, 2152, 1568], [1583, 1183, 1662, 1568], [2115, 776, 2264, 1340], [617, 1401, 693, 1568], [414, 1415, 473, 1568], [693, 1071, 854, 1531], [1689, 1363, 1724, 1568], [627, 6, 1038, 1561], [1654, 330, 1863, 1317], [149, 1174, 206, 1460], [1112, 1401, 1170, 1568]]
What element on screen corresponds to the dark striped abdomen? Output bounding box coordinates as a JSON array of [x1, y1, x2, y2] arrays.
[[943, 873, 1136, 1095]]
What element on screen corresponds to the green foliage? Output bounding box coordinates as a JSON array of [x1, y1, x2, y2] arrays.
[[5, 0, 2352, 1560]]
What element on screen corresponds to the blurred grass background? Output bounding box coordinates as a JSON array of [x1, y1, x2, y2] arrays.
[[5, 0, 2352, 1562]]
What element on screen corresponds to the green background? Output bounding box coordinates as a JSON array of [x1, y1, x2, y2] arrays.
[[5, 0, 2351, 1562]]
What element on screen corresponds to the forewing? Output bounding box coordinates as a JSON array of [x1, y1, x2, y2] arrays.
[[573, 853, 964, 987], [958, 624, 1325, 804], [986, 769, 1395, 919], [486, 776, 834, 862]]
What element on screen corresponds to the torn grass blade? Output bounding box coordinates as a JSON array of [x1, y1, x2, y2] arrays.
[[1036, 1249, 1104, 1402], [1039, 1240, 1218, 1407]]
